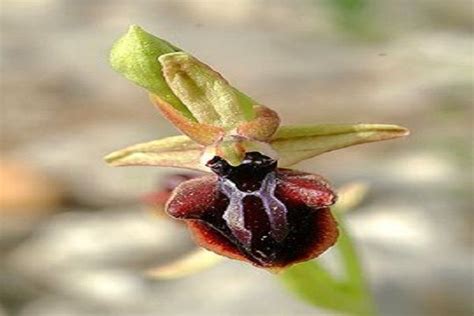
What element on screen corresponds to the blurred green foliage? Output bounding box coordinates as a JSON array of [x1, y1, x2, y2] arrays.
[[323, 0, 384, 40]]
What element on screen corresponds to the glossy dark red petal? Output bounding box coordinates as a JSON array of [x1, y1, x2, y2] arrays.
[[186, 204, 338, 270], [166, 175, 222, 218], [166, 168, 339, 270], [275, 169, 336, 208], [186, 220, 249, 263]]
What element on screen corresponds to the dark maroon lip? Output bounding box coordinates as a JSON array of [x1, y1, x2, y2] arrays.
[[167, 153, 339, 269], [206, 152, 289, 255], [206, 152, 278, 192]]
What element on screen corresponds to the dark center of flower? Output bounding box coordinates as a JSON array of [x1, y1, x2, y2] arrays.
[[206, 152, 277, 192], [206, 152, 289, 258]]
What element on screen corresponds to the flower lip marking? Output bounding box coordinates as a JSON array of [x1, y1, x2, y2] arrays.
[[206, 152, 289, 250], [165, 154, 339, 268]]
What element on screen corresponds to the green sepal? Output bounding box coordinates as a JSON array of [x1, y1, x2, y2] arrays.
[[110, 25, 258, 124], [109, 25, 194, 119], [159, 52, 248, 128], [271, 124, 409, 167], [104, 135, 208, 172]]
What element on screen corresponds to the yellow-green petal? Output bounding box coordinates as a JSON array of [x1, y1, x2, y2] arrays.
[[271, 124, 409, 167], [104, 135, 207, 172]]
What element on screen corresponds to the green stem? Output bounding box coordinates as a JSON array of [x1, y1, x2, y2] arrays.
[[335, 218, 377, 316], [279, 214, 377, 316]]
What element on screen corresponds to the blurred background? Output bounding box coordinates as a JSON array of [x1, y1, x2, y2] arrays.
[[0, 0, 472, 315]]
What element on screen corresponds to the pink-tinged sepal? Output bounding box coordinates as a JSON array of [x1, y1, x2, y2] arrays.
[[150, 94, 224, 145], [236, 105, 280, 141]]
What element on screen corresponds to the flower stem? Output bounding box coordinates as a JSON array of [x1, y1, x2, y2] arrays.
[[335, 217, 377, 316], [279, 213, 377, 316]]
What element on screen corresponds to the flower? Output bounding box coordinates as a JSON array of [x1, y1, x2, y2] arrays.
[[105, 25, 409, 270], [167, 152, 338, 270]]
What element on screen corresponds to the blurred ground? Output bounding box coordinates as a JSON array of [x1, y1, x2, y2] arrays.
[[0, 0, 473, 315]]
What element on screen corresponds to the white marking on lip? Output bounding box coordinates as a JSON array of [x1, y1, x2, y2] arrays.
[[219, 171, 289, 249]]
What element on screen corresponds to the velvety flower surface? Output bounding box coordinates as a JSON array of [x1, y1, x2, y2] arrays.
[[166, 152, 338, 270]]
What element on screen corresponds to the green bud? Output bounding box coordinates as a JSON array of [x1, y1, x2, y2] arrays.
[[109, 25, 194, 119], [110, 25, 257, 123]]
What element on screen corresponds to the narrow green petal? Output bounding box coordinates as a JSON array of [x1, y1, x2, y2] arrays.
[[272, 124, 409, 167], [159, 52, 247, 128], [109, 25, 194, 119], [104, 135, 207, 171]]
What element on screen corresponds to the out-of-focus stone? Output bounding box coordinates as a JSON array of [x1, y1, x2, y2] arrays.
[[5, 207, 195, 312], [19, 297, 103, 316], [0, 160, 62, 216], [18, 262, 324, 316], [7, 207, 192, 275], [8, 121, 177, 208], [0, 217, 40, 250]]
